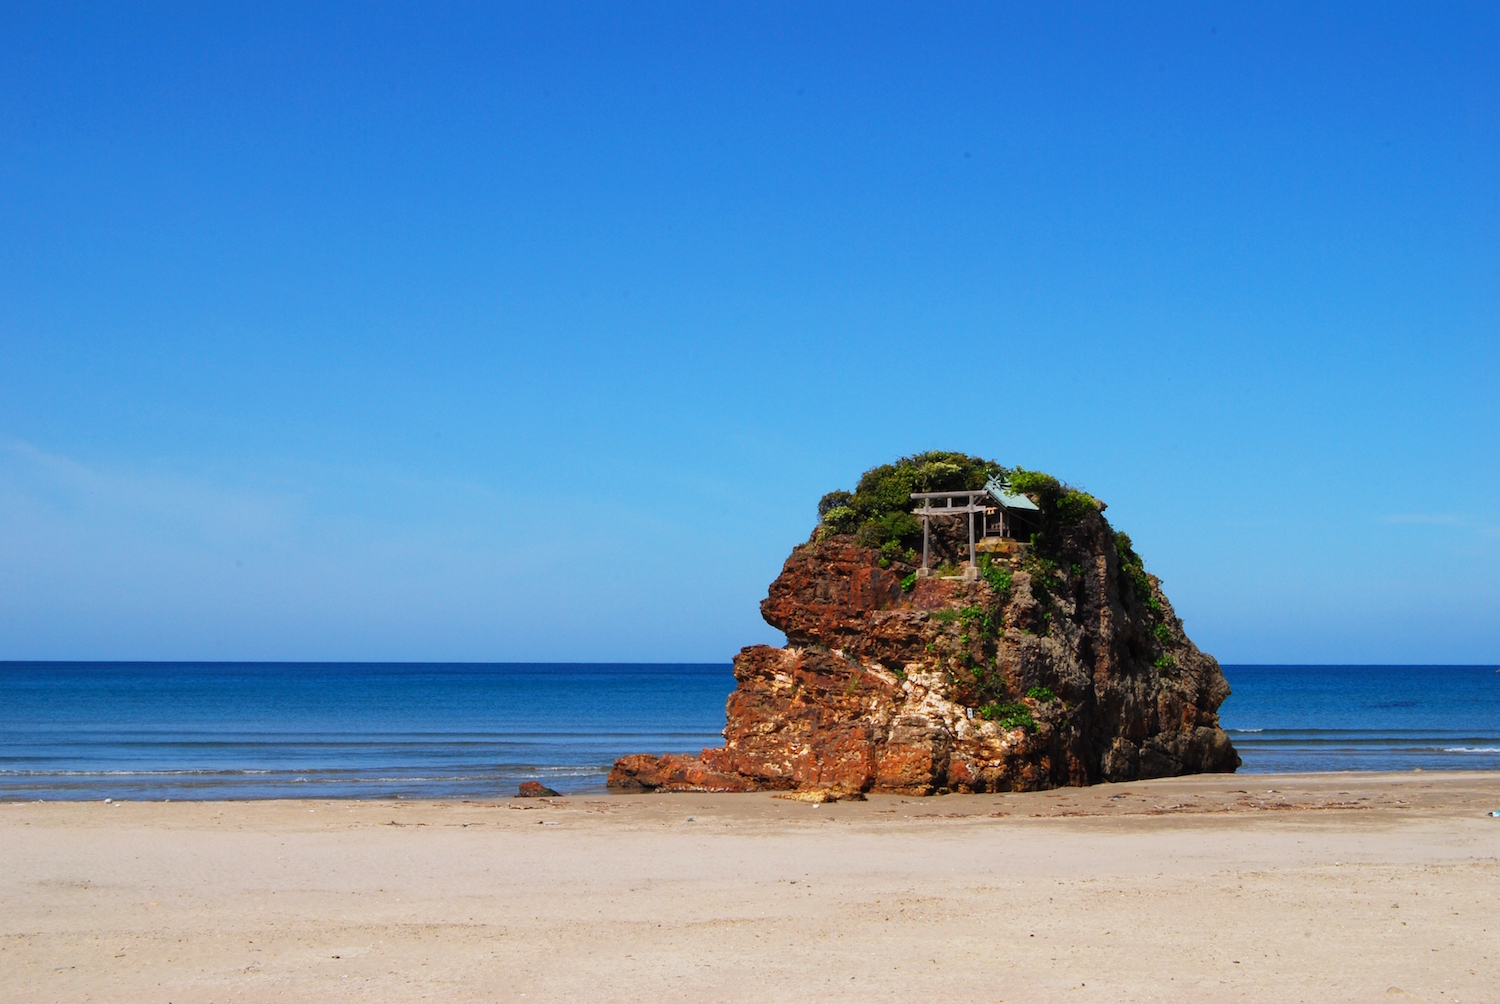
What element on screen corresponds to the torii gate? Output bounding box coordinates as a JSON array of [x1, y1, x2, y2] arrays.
[[908, 489, 991, 579]]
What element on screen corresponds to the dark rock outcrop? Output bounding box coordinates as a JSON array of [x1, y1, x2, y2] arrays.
[[609, 505, 1238, 795]]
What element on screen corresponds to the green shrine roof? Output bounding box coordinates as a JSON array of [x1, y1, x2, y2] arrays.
[[985, 475, 1040, 511]]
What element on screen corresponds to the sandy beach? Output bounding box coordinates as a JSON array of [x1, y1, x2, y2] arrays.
[[4, 772, 1496, 1003]]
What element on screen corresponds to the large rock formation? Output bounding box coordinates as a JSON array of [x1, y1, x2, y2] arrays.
[[609, 472, 1238, 795]]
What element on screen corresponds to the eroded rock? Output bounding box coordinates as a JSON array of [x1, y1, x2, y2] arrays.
[[612, 511, 1238, 795]]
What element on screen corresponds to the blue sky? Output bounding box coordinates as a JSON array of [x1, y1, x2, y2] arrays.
[[2, 2, 1496, 663]]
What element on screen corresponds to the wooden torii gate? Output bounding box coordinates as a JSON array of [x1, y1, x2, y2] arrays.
[[908, 490, 991, 578]]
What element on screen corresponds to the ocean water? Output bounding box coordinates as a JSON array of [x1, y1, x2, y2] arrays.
[[1220, 665, 1500, 773], [0, 662, 735, 800], [1, 662, 1496, 800]]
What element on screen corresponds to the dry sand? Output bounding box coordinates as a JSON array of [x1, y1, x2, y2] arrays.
[[3, 772, 1497, 1003]]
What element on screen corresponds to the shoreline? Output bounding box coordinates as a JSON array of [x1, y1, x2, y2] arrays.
[[6, 772, 1497, 1003], [7, 767, 1499, 805]]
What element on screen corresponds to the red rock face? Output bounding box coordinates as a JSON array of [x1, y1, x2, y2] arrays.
[[759, 544, 905, 652], [610, 520, 1239, 795]]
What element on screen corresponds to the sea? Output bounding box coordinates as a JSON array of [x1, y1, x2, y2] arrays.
[[1, 662, 1496, 800]]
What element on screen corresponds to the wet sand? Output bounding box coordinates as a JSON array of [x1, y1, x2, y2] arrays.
[[3, 772, 1497, 1003]]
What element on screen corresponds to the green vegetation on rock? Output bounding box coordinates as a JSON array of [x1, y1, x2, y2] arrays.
[[1114, 531, 1160, 611], [814, 453, 1109, 562], [1008, 469, 1103, 526], [979, 701, 1037, 731], [978, 555, 1012, 594], [815, 451, 1001, 548]]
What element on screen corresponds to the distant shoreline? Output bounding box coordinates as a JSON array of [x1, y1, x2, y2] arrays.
[[7, 766, 1500, 804]]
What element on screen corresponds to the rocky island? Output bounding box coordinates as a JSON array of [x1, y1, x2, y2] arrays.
[[610, 452, 1239, 796]]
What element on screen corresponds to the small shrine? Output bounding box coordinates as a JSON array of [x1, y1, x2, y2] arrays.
[[908, 475, 1039, 578]]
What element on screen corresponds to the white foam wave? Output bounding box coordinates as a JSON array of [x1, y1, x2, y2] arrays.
[[1442, 746, 1500, 753]]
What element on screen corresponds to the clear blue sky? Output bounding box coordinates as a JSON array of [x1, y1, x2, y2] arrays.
[[2, 3, 1496, 664]]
